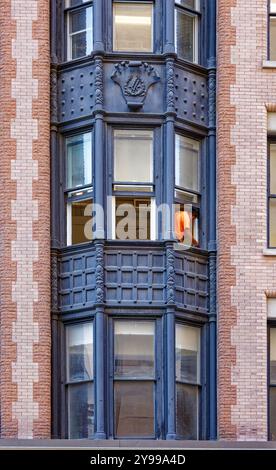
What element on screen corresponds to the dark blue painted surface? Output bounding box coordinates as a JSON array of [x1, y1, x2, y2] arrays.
[[58, 243, 208, 313], [51, 0, 217, 440]]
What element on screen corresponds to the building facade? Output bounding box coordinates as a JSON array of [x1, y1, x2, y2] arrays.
[[0, 0, 275, 443]]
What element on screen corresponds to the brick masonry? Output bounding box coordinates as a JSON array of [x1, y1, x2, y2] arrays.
[[218, 0, 276, 440], [0, 1, 51, 438]]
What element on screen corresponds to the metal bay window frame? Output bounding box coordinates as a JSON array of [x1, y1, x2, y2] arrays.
[[63, 127, 94, 246], [174, 0, 201, 64], [65, 320, 95, 439], [65, 0, 94, 62], [107, 125, 162, 241], [58, 311, 207, 440], [51, 0, 217, 442], [174, 132, 202, 247], [109, 317, 162, 439]]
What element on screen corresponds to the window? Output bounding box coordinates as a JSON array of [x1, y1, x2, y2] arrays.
[[66, 0, 93, 61], [175, 0, 199, 63], [113, 129, 155, 240], [270, 328, 276, 440], [269, 1, 276, 60], [66, 322, 94, 439], [65, 132, 93, 245], [114, 321, 155, 438], [268, 140, 276, 248], [174, 134, 200, 247], [113, 2, 153, 52], [176, 324, 200, 439]]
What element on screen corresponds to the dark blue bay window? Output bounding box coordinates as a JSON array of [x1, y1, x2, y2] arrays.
[[51, 0, 217, 441]]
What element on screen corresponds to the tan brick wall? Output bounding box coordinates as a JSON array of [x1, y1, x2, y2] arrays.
[[0, 0, 50, 439], [218, 0, 276, 441]]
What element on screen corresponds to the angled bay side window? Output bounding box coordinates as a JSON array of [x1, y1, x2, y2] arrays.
[[175, 134, 200, 247], [270, 327, 276, 440], [269, 1, 276, 60], [113, 1, 153, 52], [65, 0, 93, 61], [176, 324, 201, 439], [66, 322, 94, 439], [113, 129, 155, 240], [268, 113, 276, 248], [65, 132, 93, 245], [175, 0, 200, 63], [113, 321, 155, 438]]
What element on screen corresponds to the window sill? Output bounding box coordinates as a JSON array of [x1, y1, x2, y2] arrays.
[[263, 248, 276, 256], [263, 60, 276, 69]]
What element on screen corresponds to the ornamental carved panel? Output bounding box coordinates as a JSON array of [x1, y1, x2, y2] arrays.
[[111, 61, 160, 110]]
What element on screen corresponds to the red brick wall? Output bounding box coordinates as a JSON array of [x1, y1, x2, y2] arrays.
[[0, 0, 51, 439], [217, 0, 276, 441], [217, 0, 238, 440]]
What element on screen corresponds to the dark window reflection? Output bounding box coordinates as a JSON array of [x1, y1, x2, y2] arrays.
[[176, 384, 198, 439], [67, 323, 93, 381], [68, 382, 94, 439], [114, 381, 154, 438], [176, 10, 195, 62]]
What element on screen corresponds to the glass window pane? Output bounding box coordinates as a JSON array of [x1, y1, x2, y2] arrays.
[[68, 382, 94, 439], [176, 10, 196, 62], [176, 324, 200, 383], [115, 197, 152, 241], [69, 199, 92, 245], [176, 383, 198, 439], [271, 1, 276, 13], [66, 0, 90, 7], [114, 321, 155, 377], [174, 203, 199, 247], [270, 199, 276, 247], [114, 381, 154, 437], [70, 8, 90, 33], [66, 323, 93, 381], [113, 3, 153, 52], [175, 135, 200, 192], [270, 387, 276, 440], [270, 144, 276, 194], [271, 329, 276, 384], [270, 18, 276, 61], [114, 130, 153, 183], [268, 113, 276, 134], [66, 133, 92, 189], [69, 6, 92, 60], [176, 0, 197, 9], [268, 299, 276, 319]]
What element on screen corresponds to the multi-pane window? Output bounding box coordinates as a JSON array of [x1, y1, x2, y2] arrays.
[[66, 322, 94, 439], [270, 328, 276, 440], [114, 321, 156, 438], [113, 2, 153, 52], [113, 129, 155, 240], [269, 1, 276, 60], [66, 0, 93, 61], [65, 132, 93, 245], [175, 0, 199, 63], [175, 324, 200, 439], [269, 142, 276, 247], [174, 134, 200, 247]]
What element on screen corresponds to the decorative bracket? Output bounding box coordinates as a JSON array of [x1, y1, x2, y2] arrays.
[[111, 61, 160, 110]]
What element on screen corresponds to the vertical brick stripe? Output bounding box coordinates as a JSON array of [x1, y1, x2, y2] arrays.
[[0, 0, 50, 439], [217, 0, 238, 440]]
